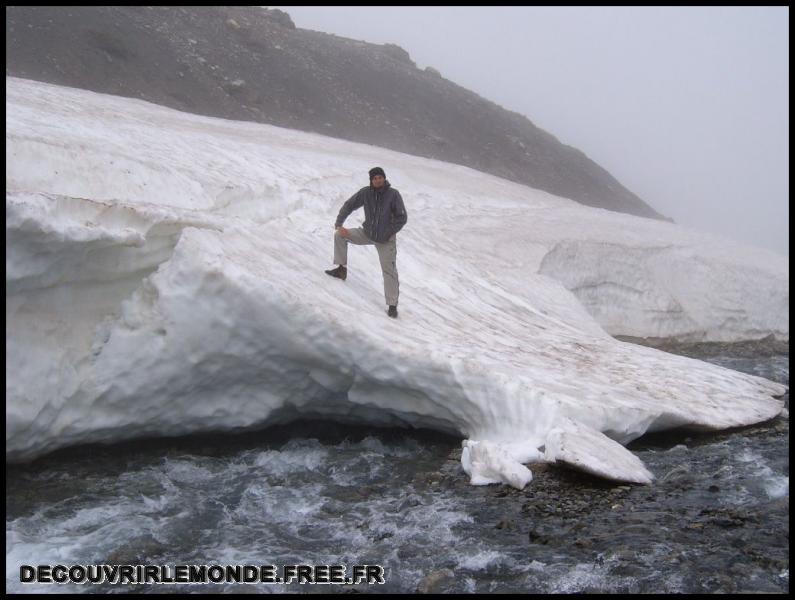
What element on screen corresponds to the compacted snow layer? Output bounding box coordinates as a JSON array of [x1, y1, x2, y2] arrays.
[[5, 77, 788, 487]]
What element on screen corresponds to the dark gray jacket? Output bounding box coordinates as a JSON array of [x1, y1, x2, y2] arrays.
[[335, 180, 408, 243]]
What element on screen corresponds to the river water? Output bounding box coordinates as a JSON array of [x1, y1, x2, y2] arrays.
[[6, 345, 789, 593]]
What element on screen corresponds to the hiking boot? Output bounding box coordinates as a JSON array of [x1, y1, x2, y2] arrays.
[[325, 265, 347, 280], [387, 305, 398, 318]]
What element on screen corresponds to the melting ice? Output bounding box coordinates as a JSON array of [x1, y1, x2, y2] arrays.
[[5, 76, 788, 488]]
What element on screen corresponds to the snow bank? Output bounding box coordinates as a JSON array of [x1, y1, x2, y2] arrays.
[[5, 77, 788, 487]]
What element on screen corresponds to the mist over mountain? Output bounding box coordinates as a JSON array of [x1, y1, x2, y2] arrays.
[[6, 5, 668, 220]]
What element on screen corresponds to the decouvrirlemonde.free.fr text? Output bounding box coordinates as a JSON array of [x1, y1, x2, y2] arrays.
[[20, 564, 385, 585]]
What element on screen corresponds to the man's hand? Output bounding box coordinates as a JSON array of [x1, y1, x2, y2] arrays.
[[336, 226, 350, 238]]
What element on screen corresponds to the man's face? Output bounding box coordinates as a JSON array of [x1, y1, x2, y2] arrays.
[[371, 175, 385, 188]]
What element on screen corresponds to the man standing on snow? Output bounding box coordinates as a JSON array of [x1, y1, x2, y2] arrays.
[[325, 166, 408, 318]]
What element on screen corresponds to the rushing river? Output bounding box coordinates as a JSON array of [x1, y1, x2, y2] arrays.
[[6, 346, 789, 593]]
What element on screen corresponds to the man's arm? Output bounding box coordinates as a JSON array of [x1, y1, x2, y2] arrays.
[[335, 190, 364, 228], [388, 191, 408, 236]]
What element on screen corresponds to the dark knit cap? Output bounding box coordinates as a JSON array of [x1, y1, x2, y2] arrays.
[[368, 166, 386, 179]]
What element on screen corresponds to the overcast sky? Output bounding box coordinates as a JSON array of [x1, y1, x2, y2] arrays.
[[275, 6, 788, 256]]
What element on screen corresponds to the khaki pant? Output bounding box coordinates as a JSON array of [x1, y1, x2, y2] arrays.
[[334, 228, 399, 306]]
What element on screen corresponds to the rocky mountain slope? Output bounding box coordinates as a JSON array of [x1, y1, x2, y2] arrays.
[[6, 5, 668, 220]]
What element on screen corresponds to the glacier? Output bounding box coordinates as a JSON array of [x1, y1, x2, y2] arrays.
[[5, 77, 788, 488]]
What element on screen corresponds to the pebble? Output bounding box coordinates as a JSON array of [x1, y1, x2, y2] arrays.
[[417, 569, 454, 594], [495, 518, 514, 530]]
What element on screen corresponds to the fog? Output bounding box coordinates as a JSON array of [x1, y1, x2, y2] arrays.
[[275, 6, 788, 256]]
